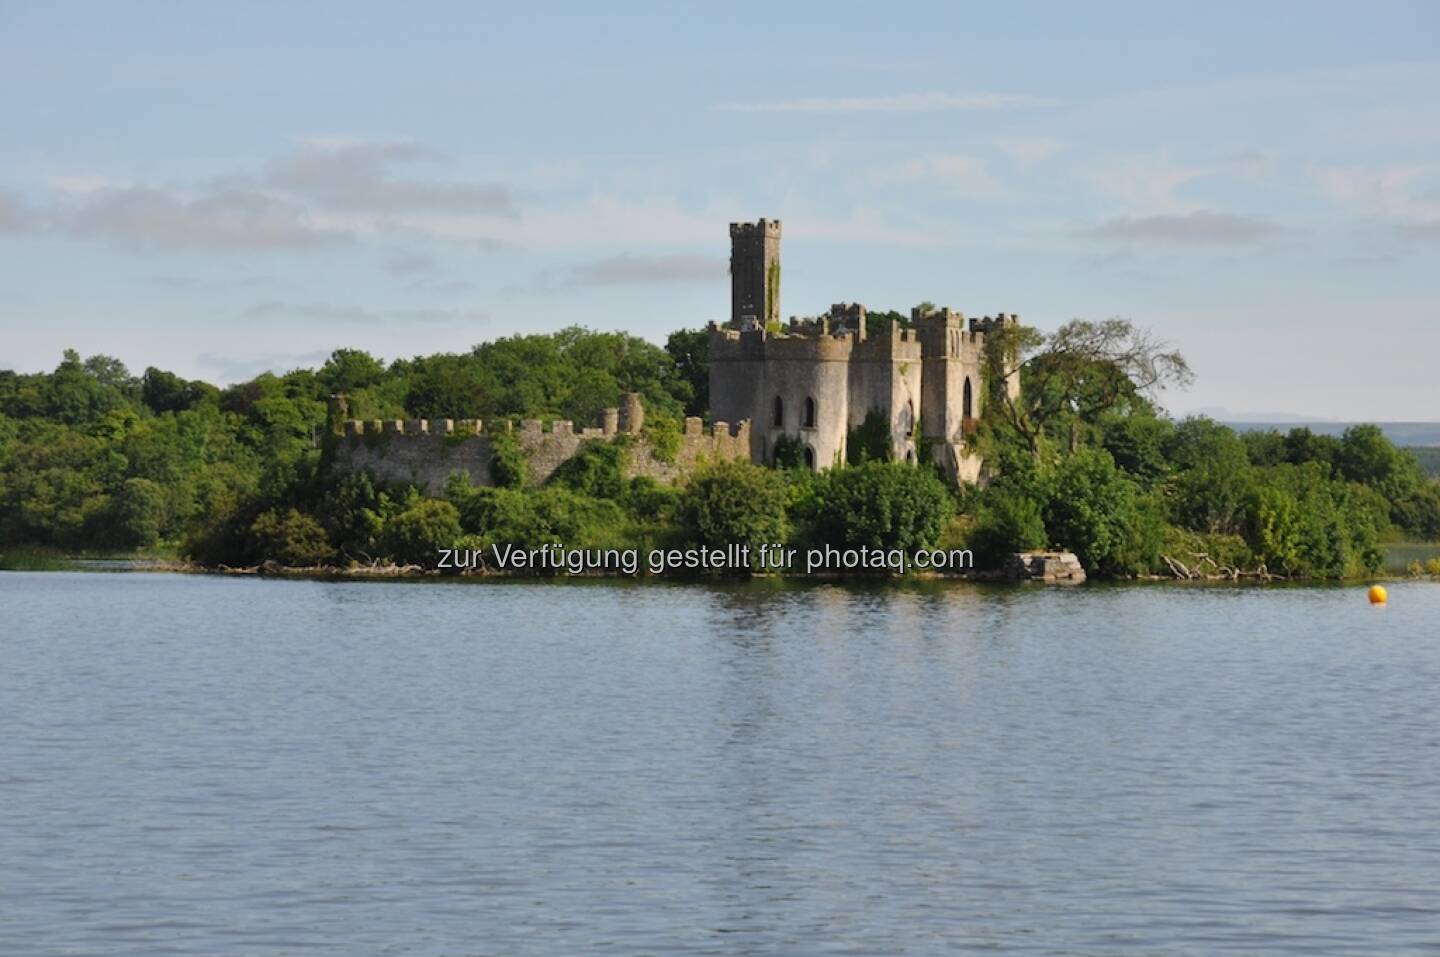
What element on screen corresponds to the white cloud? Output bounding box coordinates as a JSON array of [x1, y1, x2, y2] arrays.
[[400, 193, 708, 249], [873, 153, 1005, 199], [264, 139, 517, 216], [46, 174, 126, 194], [148, 274, 283, 291], [1311, 163, 1440, 223], [382, 250, 437, 276], [1086, 154, 1214, 213], [0, 189, 32, 230], [994, 137, 1063, 163], [242, 300, 485, 324], [0, 138, 520, 253], [196, 349, 334, 384], [532, 254, 726, 291], [406, 278, 476, 294], [63, 187, 353, 251], [715, 91, 1058, 114], [562, 254, 726, 286], [1080, 211, 1284, 244]]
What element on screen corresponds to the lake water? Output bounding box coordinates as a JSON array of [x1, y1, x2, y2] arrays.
[[3, 572, 1439, 955]]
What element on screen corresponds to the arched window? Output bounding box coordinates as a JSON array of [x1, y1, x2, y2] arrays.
[[906, 399, 916, 437], [803, 396, 816, 428], [772, 395, 784, 427], [963, 377, 973, 418], [906, 449, 915, 464], [803, 446, 816, 471]]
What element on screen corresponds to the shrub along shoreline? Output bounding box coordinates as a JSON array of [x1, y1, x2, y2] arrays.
[[2, 324, 1437, 582]]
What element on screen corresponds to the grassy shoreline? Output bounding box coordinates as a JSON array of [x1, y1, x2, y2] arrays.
[[6, 544, 1439, 584]]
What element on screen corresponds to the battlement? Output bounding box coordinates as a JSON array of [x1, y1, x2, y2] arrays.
[[969, 313, 1020, 333], [853, 322, 921, 361], [338, 392, 658, 441], [710, 323, 855, 361], [682, 417, 751, 442], [334, 392, 751, 493], [730, 218, 782, 237], [913, 305, 965, 326], [826, 302, 867, 337]]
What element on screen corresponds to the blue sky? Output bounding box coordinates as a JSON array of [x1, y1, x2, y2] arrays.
[[1, 1, 1437, 418]]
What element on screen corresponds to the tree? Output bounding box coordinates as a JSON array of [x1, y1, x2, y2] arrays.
[[985, 318, 1193, 457], [864, 309, 910, 340], [381, 499, 462, 566], [808, 461, 953, 552], [1337, 424, 1421, 503], [664, 328, 708, 416], [681, 460, 789, 559], [1166, 417, 1253, 535], [550, 440, 627, 499], [1043, 447, 1159, 575], [969, 488, 1049, 568], [141, 367, 216, 414], [318, 349, 387, 395], [45, 350, 125, 429], [110, 477, 167, 548], [1100, 412, 1173, 488], [248, 508, 334, 566]]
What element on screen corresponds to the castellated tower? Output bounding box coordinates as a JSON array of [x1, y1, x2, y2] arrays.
[[710, 219, 1021, 482], [914, 307, 1021, 482], [729, 219, 781, 328]]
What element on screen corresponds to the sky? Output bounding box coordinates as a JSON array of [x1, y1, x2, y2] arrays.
[[0, 1, 1437, 419]]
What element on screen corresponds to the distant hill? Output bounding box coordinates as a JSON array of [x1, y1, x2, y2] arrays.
[[1411, 447, 1440, 478], [1222, 422, 1440, 448]]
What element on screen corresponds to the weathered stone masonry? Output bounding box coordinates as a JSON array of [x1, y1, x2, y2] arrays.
[[711, 219, 1023, 483], [330, 394, 750, 494]]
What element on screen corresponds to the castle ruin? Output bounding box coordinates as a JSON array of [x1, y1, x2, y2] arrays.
[[330, 217, 1020, 491], [710, 218, 1021, 481], [330, 395, 750, 494]]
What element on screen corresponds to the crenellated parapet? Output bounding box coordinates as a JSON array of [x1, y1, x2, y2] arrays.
[[331, 393, 750, 494], [852, 318, 921, 362], [709, 322, 856, 363]]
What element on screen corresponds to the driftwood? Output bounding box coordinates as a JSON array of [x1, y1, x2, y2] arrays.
[[1160, 552, 1281, 582], [213, 559, 427, 578]]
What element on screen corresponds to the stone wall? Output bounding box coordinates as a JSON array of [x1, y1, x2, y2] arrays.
[[730, 219, 782, 327], [330, 406, 750, 495]]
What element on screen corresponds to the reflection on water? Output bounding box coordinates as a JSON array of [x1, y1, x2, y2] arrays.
[[2, 573, 1438, 954]]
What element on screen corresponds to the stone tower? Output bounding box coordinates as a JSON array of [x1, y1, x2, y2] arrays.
[[729, 218, 781, 328]]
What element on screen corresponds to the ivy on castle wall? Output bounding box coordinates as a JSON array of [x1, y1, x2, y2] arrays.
[[765, 260, 781, 324]]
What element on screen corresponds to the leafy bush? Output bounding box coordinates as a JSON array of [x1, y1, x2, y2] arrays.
[[487, 431, 526, 488], [551, 439, 626, 499], [771, 433, 806, 470], [109, 477, 167, 547], [1242, 465, 1382, 578], [681, 460, 789, 556], [846, 408, 892, 465], [1043, 448, 1158, 575], [381, 498, 462, 566], [644, 417, 682, 464], [806, 461, 953, 552], [622, 475, 681, 521], [969, 488, 1048, 568], [248, 508, 334, 566]]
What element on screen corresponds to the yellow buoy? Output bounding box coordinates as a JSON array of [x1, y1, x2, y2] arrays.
[[1368, 584, 1388, 605]]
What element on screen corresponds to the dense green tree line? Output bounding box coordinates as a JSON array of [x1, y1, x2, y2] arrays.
[[2, 317, 1436, 578], [962, 321, 1440, 577]]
